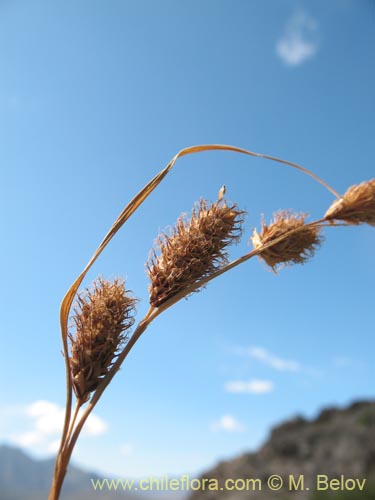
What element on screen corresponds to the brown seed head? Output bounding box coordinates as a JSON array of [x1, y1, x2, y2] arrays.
[[251, 211, 322, 271], [324, 179, 375, 226], [69, 277, 137, 402], [147, 197, 245, 307]]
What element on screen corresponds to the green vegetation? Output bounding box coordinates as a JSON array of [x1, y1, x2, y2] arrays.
[[311, 482, 375, 500]]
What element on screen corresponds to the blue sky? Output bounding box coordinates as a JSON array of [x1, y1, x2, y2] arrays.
[[0, 0, 374, 479]]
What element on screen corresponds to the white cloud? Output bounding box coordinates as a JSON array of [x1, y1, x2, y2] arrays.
[[83, 413, 108, 436], [241, 346, 300, 372], [225, 379, 274, 394], [12, 430, 42, 447], [276, 10, 319, 66], [120, 443, 133, 457], [210, 415, 245, 433], [26, 401, 64, 435], [47, 439, 61, 454], [27, 400, 57, 417], [9, 400, 107, 454]]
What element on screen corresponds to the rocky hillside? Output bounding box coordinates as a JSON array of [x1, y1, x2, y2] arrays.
[[189, 401, 375, 500]]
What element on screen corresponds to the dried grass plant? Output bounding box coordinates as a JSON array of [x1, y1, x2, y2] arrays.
[[48, 144, 374, 499]]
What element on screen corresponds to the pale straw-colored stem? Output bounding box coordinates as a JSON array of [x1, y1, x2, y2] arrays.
[[52, 144, 341, 500], [54, 313, 152, 491], [58, 144, 339, 428], [63, 401, 82, 454], [172, 145, 341, 198], [48, 401, 82, 500]]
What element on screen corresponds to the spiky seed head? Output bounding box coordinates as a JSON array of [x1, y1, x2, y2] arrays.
[[324, 179, 375, 226], [69, 277, 137, 402], [251, 211, 323, 271], [147, 196, 245, 307]]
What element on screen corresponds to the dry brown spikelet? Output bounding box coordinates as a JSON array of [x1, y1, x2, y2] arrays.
[[147, 197, 245, 307], [251, 211, 322, 271], [324, 179, 375, 226], [69, 277, 137, 402]]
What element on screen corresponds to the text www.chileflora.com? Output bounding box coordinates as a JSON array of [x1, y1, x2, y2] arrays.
[[91, 474, 368, 494]]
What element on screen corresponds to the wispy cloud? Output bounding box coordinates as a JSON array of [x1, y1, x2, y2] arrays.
[[8, 400, 107, 454], [276, 10, 319, 66], [120, 443, 134, 457], [225, 379, 274, 394], [236, 346, 300, 372], [333, 356, 365, 370], [210, 415, 245, 433]]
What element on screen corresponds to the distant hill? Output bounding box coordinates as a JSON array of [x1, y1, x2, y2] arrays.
[[0, 444, 182, 500], [0, 444, 136, 500], [189, 401, 375, 500]]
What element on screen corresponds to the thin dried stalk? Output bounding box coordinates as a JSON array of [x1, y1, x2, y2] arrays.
[[59, 144, 338, 434], [51, 144, 339, 500]]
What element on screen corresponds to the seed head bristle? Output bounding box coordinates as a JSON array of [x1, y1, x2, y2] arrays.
[[324, 179, 375, 226], [147, 195, 245, 307], [69, 277, 137, 402], [251, 211, 322, 271]]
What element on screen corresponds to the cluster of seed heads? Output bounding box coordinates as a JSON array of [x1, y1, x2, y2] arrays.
[[68, 179, 375, 403]]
